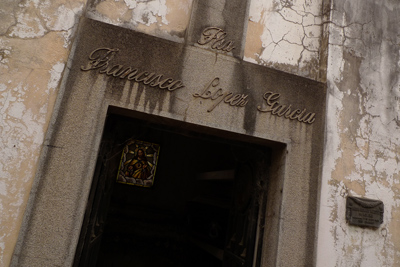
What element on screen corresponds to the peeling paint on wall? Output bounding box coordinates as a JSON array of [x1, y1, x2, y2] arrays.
[[244, 0, 323, 80], [2, 0, 400, 266], [87, 0, 193, 42], [317, 0, 400, 266], [0, 1, 86, 266]]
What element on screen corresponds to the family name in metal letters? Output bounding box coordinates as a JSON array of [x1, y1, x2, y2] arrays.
[[257, 92, 316, 124], [80, 48, 316, 124], [193, 77, 248, 112]]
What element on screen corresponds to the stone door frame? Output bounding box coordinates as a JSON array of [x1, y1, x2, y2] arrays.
[[11, 17, 326, 267]]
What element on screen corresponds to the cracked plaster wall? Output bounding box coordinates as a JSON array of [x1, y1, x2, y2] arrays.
[[3, 0, 400, 266], [86, 0, 193, 42], [244, 0, 326, 81], [0, 0, 86, 266], [317, 0, 400, 266], [0, 1, 194, 266]]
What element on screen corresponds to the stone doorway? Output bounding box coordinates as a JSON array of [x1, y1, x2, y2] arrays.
[[74, 113, 270, 267]]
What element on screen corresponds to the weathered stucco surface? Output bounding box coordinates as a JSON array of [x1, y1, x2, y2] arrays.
[[244, 0, 324, 81], [0, 0, 86, 266], [317, 0, 400, 266], [2, 0, 400, 266], [87, 0, 193, 42], [0, 1, 198, 265]]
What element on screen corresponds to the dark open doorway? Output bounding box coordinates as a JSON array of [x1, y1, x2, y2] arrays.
[[74, 112, 270, 267]]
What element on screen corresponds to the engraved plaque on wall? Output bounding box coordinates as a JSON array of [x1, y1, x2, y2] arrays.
[[346, 196, 384, 228]]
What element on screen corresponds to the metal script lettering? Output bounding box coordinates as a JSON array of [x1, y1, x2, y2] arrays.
[[257, 92, 316, 124], [193, 77, 248, 112], [346, 196, 384, 228], [81, 48, 185, 91], [197, 27, 235, 52]]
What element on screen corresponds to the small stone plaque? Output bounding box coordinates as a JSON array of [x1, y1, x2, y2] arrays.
[[346, 196, 384, 228]]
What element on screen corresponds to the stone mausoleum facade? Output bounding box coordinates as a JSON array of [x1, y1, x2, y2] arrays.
[[1, 0, 400, 266]]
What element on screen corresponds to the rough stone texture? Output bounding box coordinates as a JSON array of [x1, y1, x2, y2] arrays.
[[7, 0, 400, 266], [244, 0, 325, 81], [11, 18, 325, 266], [317, 0, 400, 266], [0, 1, 86, 266], [86, 0, 193, 42]]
